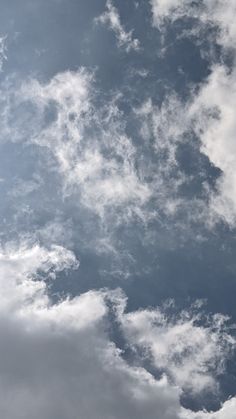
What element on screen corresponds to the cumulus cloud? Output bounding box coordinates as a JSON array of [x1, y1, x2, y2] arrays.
[[0, 240, 235, 418], [0, 241, 180, 419], [95, 0, 140, 52]]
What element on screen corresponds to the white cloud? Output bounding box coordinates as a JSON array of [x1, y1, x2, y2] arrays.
[[118, 301, 235, 394], [95, 0, 140, 52], [0, 241, 235, 418], [187, 65, 236, 226], [138, 64, 236, 227], [150, 0, 189, 27], [134, 96, 208, 226], [1, 58, 235, 238], [0, 241, 181, 419], [142, 0, 236, 228], [0, 243, 79, 311], [182, 397, 236, 419], [150, 0, 236, 50], [0, 69, 151, 227], [0, 66, 214, 249]]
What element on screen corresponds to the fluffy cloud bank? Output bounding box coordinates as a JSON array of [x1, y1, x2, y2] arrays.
[[0, 240, 234, 418], [0, 242, 180, 419]]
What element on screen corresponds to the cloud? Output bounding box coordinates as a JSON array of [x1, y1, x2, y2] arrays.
[[0, 66, 216, 258], [0, 241, 180, 419], [0, 240, 235, 418], [148, 0, 236, 227], [1, 2, 236, 417], [182, 397, 236, 419], [95, 0, 140, 52], [150, 0, 189, 27], [187, 65, 236, 225], [150, 0, 236, 50], [134, 96, 209, 228], [0, 68, 152, 233], [0, 36, 7, 72], [137, 64, 236, 227], [119, 301, 235, 394], [0, 44, 235, 253]]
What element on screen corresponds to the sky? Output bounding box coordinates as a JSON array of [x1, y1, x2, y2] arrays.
[[0, 0, 236, 418]]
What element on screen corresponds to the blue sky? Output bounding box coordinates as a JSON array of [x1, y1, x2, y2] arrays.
[[0, 1, 236, 418]]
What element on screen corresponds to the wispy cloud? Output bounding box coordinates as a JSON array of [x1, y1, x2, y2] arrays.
[[120, 301, 234, 394], [0, 69, 151, 223], [95, 0, 140, 52]]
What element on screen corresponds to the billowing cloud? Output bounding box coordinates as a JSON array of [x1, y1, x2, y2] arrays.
[[0, 241, 181, 419], [0, 240, 235, 418], [95, 0, 140, 52]]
